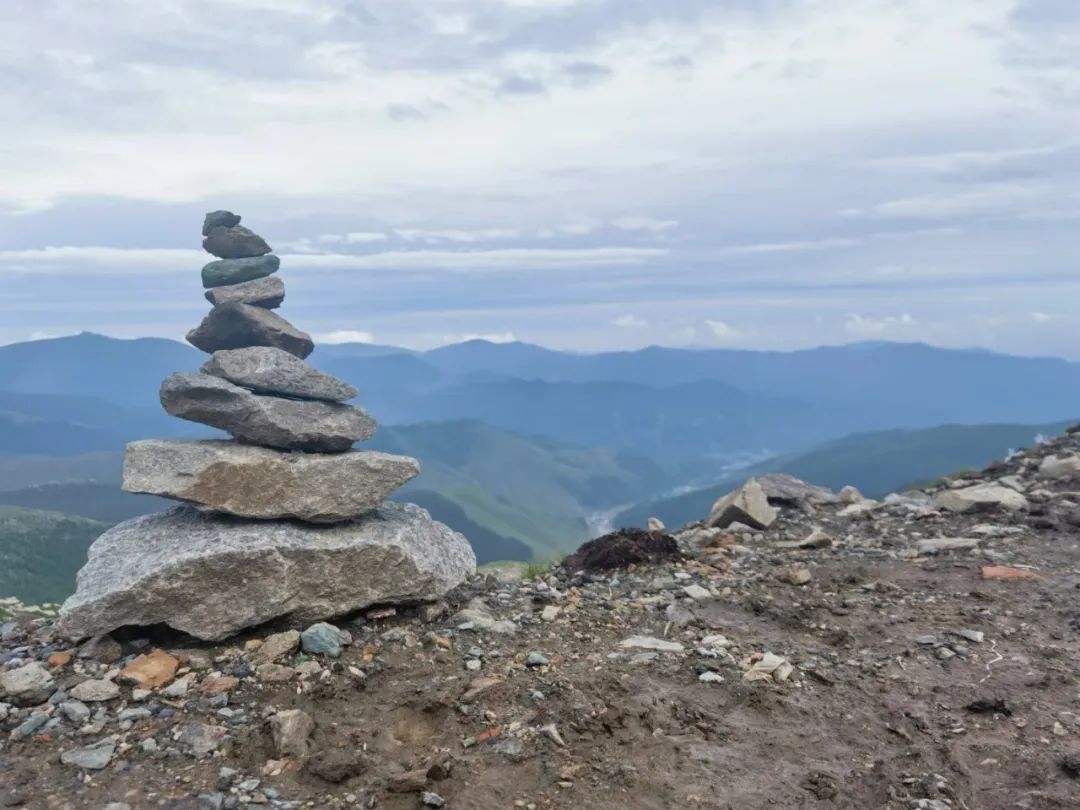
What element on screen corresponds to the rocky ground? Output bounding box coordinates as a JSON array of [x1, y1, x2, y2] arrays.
[[3, 429, 1080, 809]]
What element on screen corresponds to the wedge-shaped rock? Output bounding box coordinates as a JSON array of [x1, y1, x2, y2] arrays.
[[205, 275, 285, 309], [201, 347, 357, 402], [202, 255, 280, 288], [707, 478, 778, 530], [123, 439, 417, 521], [203, 224, 272, 259], [57, 502, 476, 641], [160, 373, 373, 452], [187, 303, 314, 358]]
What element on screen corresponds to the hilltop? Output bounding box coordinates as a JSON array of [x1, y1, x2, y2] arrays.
[[2, 423, 1079, 807]]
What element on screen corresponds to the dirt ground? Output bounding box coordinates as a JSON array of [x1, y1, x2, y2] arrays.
[[2, 433, 1080, 809]]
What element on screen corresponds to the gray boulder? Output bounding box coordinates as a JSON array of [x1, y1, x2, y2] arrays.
[[707, 478, 778, 530], [160, 373, 374, 452], [932, 483, 1028, 513], [202, 210, 241, 236], [202, 347, 357, 402], [61, 737, 117, 770], [123, 439, 419, 522], [203, 225, 271, 259], [201, 255, 280, 289], [205, 276, 285, 309], [187, 303, 314, 359], [57, 502, 477, 641]]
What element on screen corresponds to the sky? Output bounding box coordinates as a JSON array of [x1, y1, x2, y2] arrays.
[[1, 0, 1078, 356]]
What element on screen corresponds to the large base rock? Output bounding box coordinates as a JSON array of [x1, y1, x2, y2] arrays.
[[160, 373, 374, 452], [57, 502, 476, 641], [124, 439, 419, 522]]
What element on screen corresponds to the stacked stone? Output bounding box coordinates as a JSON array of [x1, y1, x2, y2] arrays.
[[58, 212, 476, 642]]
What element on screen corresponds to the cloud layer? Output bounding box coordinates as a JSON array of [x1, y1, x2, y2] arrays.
[[1, 0, 1078, 356]]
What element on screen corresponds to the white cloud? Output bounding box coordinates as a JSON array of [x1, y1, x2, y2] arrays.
[[315, 329, 376, 344], [611, 216, 678, 234], [844, 313, 917, 335], [445, 332, 517, 344], [395, 228, 521, 243], [345, 231, 389, 244], [613, 313, 648, 328], [1031, 312, 1060, 323], [704, 319, 742, 342]]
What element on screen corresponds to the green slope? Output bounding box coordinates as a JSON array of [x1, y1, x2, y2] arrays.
[[0, 506, 108, 604], [616, 421, 1071, 530]]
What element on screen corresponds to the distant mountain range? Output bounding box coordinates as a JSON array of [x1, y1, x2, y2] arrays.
[[1, 332, 1078, 603], [5, 333, 1080, 458]]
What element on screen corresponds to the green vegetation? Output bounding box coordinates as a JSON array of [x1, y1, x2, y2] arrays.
[[0, 505, 108, 604]]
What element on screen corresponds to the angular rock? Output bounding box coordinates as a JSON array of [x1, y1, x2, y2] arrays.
[[187, 303, 314, 359], [58, 502, 476, 641], [932, 483, 1028, 514], [300, 623, 344, 657], [708, 479, 778, 530], [202, 255, 280, 289], [0, 661, 54, 706], [255, 630, 301, 663], [203, 225, 271, 259], [205, 275, 285, 309], [916, 537, 982, 555], [119, 650, 179, 689], [69, 678, 120, 702], [159, 374, 374, 452], [270, 709, 314, 757], [202, 210, 241, 236], [202, 347, 357, 402], [124, 440, 418, 522], [177, 723, 228, 757], [61, 737, 117, 770]]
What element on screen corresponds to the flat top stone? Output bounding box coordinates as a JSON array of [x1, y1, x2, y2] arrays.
[[201, 347, 357, 402], [186, 303, 314, 359], [202, 211, 241, 236]]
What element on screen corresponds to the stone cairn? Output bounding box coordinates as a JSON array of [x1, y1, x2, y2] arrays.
[[59, 212, 476, 641]]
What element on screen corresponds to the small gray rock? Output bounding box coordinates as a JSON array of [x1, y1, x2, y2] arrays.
[[202, 347, 357, 402], [11, 712, 48, 739], [159, 373, 374, 452], [68, 678, 120, 703], [205, 275, 285, 309], [203, 225, 271, 259], [0, 661, 55, 706], [301, 623, 344, 657], [202, 210, 241, 236], [202, 255, 280, 289], [186, 303, 314, 359], [61, 736, 117, 770], [59, 700, 91, 724], [177, 723, 228, 757], [270, 709, 314, 757]]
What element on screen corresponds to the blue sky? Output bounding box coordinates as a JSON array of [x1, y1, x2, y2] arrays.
[[1, 0, 1078, 355]]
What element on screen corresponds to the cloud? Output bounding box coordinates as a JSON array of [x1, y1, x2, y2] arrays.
[[497, 74, 546, 96], [394, 228, 521, 243], [704, 319, 742, 342], [613, 313, 647, 328], [611, 216, 678, 234], [446, 331, 517, 344], [844, 313, 917, 335], [315, 329, 376, 344], [561, 60, 613, 85]]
